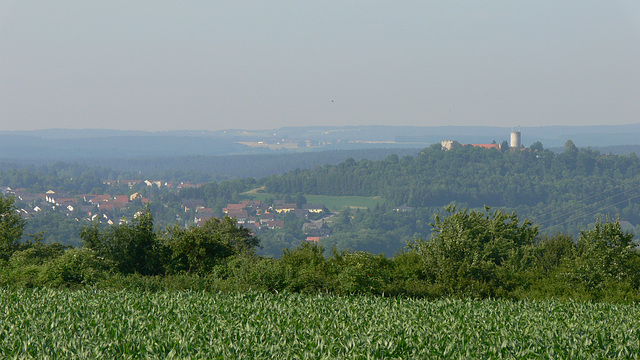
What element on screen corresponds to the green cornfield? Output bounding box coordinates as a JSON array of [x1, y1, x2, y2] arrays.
[[1, 288, 639, 359]]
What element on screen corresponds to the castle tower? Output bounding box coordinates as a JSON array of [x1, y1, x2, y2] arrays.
[[510, 131, 521, 148]]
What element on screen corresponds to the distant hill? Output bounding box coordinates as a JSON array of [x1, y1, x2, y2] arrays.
[[2, 124, 640, 161], [0, 134, 254, 160]]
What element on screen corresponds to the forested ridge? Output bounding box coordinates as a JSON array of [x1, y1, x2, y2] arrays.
[[265, 141, 638, 207], [263, 141, 640, 233]]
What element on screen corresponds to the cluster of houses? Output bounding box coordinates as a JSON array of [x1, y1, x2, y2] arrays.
[[181, 199, 330, 239], [2, 187, 149, 225], [0, 178, 202, 224], [3, 180, 334, 242], [102, 179, 198, 189]]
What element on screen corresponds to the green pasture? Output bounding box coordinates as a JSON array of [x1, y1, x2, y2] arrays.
[[304, 195, 384, 211], [1, 288, 639, 359], [242, 188, 384, 211]]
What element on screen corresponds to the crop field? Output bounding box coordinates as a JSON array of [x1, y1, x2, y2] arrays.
[[1, 289, 639, 359]]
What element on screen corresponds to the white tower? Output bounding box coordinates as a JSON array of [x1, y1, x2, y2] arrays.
[[510, 131, 521, 148]]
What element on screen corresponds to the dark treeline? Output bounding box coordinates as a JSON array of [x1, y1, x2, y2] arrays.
[[1, 148, 422, 185], [0, 162, 113, 194], [2, 194, 639, 302], [78, 148, 422, 180]]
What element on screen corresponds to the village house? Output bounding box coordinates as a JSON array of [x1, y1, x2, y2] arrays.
[[223, 203, 246, 213], [266, 220, 285, 229], [302, 204, 327, 213], [274, 203, 297, 214], [292, 209, 308, 219], [226, 209, 248, 221], [112, 195, 129, 205], [302, 222, 332, 237], [176, 181, 196, 189], [144, 180, 163, 188], [195, 207, 217, 221], [13, 191, 40, 204], [129, 192, 149, 203], [194, 212, 217, 225], [441, 140, 501, 151], [97, 202, 117, 211], [44, 191, 73, 204], [259, 213, 275, 224], [121, 180, 144, 188], [182, 199, 205, 212]]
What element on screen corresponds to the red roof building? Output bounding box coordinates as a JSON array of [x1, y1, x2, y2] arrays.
[[470, 143, 501, 150]]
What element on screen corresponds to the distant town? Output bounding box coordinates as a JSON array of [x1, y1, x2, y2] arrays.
[[2, 179, 336, 243]]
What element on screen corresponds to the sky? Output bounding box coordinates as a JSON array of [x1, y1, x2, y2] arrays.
[[2, 1, 640, 132]]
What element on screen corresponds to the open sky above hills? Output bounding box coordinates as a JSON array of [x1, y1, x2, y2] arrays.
[[2, 1, 640, 131]]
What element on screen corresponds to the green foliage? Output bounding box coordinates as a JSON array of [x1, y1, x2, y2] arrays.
[[164, 216, 259, 274], [80, 209, 164, 275], [572, 219, 640, 291], [0, 241, 79, 288], [330, 250, 391, 295], [0, 163, 108, 194], [23, 212, 85, 247], [39, 248, 112, 287], [279, 242, 329, 293], [7, 241, 67, 267], [316, 206, 433, 256], [564, 139, 579, 154], [532, 233, 576, 274], [413, 205, 538, 297], [0, 195, 25, 261]]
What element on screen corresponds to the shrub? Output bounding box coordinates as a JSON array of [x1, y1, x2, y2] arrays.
[[412, 205, 538, 297], [330, 250, 391, 295], [40, 248, 113, 288], [279, 242, 329, 293]]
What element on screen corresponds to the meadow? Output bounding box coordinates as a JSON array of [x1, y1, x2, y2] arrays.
[[1, 288, 639, 359], [304, 194, 384, 211], [242, 187, 384, 211]]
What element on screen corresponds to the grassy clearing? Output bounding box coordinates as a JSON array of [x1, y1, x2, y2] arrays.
[[304, 195, 384, 211], [241, 188, 384, 211], [1, 288, 639, 359], [240, 187, 272, 202]]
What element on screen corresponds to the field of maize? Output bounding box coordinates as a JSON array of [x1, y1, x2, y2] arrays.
[[1, 288, 639, 359]]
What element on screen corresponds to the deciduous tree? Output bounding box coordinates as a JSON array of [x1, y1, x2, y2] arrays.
[[0, 195, 25, 261]]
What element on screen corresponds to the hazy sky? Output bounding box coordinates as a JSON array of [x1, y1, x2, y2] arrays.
[[2, 1, 640, 131]]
